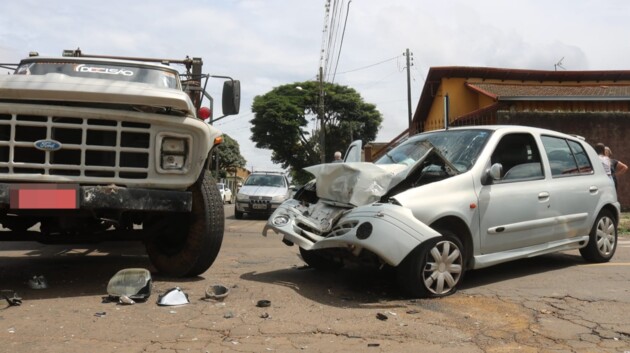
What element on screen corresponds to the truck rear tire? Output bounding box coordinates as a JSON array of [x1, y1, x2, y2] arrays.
[[145, 171, 224, 277]]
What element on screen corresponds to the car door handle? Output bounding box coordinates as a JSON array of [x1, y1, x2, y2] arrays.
[[538, 192, 550, 201], [589, 186, 598, 194]]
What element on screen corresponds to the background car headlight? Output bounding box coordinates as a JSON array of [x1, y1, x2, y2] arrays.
[[272, 194, 288, 202], [236, 193, 249, 202]]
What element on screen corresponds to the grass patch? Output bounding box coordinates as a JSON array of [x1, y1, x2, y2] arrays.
[[619, 212, 630, 236]]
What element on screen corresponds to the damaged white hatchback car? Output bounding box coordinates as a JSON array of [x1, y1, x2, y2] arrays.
[[263, 125, 620, 298]]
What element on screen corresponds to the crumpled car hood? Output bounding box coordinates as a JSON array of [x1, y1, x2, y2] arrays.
[[304, 162, 410, 206], [239, 185, 287, 198]]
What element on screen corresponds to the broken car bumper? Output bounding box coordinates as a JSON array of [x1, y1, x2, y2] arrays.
[[263, 199, 442, 267]]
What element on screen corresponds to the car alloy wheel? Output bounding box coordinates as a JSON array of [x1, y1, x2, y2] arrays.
[[422, 238, 464, 296]]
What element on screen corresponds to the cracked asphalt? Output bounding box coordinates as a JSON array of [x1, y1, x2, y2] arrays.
[[0, 205, 629, 353]]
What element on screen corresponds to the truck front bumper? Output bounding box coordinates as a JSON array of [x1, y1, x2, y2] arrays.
[[0, 183, 192, 212]]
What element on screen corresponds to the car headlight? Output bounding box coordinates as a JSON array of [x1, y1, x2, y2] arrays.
[[236, 193, 249, 202], [272, 194, 288, 202]]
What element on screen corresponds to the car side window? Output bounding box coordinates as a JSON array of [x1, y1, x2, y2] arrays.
[[541, 136, 593, 177], [491, 133, 543, 182]]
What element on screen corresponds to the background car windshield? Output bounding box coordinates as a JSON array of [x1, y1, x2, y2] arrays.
[[15, 61, 179, 89], [245, 175, 286, 187], [375, 129, 491, 172]]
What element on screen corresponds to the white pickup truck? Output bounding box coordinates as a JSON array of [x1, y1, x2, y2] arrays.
[[0, 50, 240, 277]]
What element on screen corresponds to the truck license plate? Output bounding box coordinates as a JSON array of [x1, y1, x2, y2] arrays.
[[9, 184, 79, 209], [252, 203, 267, 210]]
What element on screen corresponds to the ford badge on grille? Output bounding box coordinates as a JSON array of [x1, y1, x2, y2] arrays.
[[34, 139, 62, 151]]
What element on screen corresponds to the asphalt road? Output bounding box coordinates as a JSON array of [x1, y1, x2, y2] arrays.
[[0, 205, 629, 353]]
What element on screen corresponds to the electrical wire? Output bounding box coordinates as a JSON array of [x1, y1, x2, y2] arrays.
[[331, 0, 352, 83], [335, 55, 401, 75]]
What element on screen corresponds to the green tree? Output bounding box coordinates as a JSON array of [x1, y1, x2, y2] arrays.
[[211, 134, 246, 179], [251, 81, 382, 184]]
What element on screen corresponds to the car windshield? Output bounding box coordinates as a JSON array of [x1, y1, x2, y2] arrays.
[[375, 129, 492, 172], [245, 174, 286, 187], [15, 61, 180, 89]]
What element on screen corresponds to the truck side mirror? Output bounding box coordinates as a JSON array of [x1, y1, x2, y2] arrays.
[[222, 80, 240, 116]]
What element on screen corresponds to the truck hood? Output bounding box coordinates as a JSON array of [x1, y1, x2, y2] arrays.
[[239, 185, 287, 198], [0, 73, 195, 115]]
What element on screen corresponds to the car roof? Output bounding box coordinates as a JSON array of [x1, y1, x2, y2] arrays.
[[427, 125, 582, 141]]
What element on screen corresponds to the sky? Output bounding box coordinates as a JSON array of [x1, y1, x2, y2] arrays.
[[1, 0, 629, 172]]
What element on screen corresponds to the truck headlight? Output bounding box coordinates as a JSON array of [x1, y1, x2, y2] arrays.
[[161, 137, 187, 170]]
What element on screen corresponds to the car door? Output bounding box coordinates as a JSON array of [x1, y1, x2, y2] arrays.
[[540, 135, 600, 238], [477, 132, 557, 254], [344, 140, 362, 162]]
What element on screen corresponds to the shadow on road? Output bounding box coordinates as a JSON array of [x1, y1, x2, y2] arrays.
[[0, 242, 205, 301], [240, 252, 584, 307]]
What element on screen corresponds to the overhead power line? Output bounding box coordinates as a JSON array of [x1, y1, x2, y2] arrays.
[[331, 0, 352, 83], [335, 55, 401, 75]]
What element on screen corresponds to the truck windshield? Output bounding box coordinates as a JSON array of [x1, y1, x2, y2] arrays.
[[15, 61, 179, 89]]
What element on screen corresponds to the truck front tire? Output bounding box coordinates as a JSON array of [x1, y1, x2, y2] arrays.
[[145, 171, 224, 277]]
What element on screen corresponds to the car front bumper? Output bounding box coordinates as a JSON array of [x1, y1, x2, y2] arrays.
[[262, 199, 442, 266]]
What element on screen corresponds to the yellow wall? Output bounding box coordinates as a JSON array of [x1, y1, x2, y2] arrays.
[[425, 78, 484, 131]]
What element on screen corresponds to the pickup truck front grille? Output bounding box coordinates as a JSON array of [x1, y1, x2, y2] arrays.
[[0, 113, 151, 179]]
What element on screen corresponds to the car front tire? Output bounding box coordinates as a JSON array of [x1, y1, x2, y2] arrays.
[[397, 231, 465, 298], [580, 209, 617, 263]]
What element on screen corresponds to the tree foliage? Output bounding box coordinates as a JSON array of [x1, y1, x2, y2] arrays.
[[250, 81, 382, 183], [211, 134, 246, 179]]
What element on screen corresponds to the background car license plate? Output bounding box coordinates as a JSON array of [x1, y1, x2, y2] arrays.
[[252, 203, 267, 210], [9, 184, 79, 209]]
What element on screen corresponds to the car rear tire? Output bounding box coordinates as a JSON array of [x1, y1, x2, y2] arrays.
[[145, 170, 224, 277], [299, 247, 343, 270], [580, 209, 617, 263], [397, 231, 465, 298]]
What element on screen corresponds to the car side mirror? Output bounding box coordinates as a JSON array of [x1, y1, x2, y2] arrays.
[[482, 163, 503, 185]]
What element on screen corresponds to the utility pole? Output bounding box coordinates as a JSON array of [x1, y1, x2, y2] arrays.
[[318, 66, 326, 163], [404, 48, 413, 130]]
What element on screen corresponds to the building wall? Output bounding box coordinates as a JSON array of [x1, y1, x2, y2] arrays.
[[425, 78, 483, 131], [497, 111, 630, 209]]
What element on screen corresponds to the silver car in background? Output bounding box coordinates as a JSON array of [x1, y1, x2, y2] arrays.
[[235, 171, 291, 219], [263, 125, 619, 298]]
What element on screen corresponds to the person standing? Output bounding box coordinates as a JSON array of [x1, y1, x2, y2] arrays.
[[594, 143, 613, 181], [333, 151, 343, 163], [605, 146, 628, 190]]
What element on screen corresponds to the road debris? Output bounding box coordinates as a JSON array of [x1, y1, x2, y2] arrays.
[[94, 312, 106, 318], [118, 295, 135, 305], [376, 312, 388, 321], [1, 290, 22, 307], [28, 275, 48, 289], [157, 287, 189, 306], [204, 284, 230, 301], [256, 299, 271, 308], [106, 268, 152, 301]]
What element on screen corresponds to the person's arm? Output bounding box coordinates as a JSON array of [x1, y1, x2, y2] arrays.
[[616, 160, 628, 177]]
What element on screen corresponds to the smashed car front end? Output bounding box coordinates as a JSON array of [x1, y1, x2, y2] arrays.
[[263, 161, 444, 267], [263, 199, 441, 266]]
